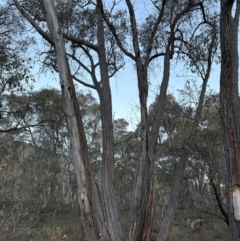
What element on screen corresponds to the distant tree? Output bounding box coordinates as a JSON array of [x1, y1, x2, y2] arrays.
[[175, 93, 229, 225], [0, 3, 33, 96], [0, 88, 107, 239]]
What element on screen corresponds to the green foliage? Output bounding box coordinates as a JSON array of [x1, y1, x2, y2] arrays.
[[0, 87, 229, 240], [151, 88, 227, 228], [0, 4, 34, 95]]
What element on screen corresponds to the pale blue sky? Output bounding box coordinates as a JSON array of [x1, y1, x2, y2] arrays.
[[33, 58, 220, 130], [30, 0, 221, 129]]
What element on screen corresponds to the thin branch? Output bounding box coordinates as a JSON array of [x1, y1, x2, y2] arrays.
[[0, 121, 55, 133], [209, 178, 229, 226], [125, 0, 140, 58], [145, 0, 167, 60], [149, 52, 165, 63], [72, 75, 97, 90], [80, 45, 100, 87], [63, 33, 98, 52], [114, 134, 137, 146], [13, 0, 54, 46], [96, 0, 136, 60], [108, 62, 125, 78], [67, 52, 92, 75]]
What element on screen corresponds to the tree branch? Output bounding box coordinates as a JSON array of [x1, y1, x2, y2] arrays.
[[146, 0, 167, 60], [13, 0, 54, 46], [63, 33, 98, 52], [96, 0, 136, 60], [0, 120, 57, 133], [72, 75, 97, 90], [125, 0, 140, 58], [209, 178, 229, 226], [149, 52, 165, 63]]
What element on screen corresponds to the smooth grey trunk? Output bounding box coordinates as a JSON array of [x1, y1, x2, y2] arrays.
[[220, 1, 240, 240], [42, 1, 110, 240], [96, 4, 124, 241]]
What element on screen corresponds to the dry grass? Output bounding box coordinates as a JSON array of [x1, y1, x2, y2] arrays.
[[0, 205, 82, 241], [165, 215, 230, 241], [1, 203, 231, 241], [22, 225, 82, 241]]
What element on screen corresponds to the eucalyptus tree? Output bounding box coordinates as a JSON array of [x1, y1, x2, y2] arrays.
[[12, 0, 124, 239], [220, 0, 240, 240], [11, 0, 219, 240], [0, 3, 33, 96], [113, 119, 140, 227], [196, 98, 228, 226], [0, 2, 34, 128], [0, 88, 105, 239], [98, 0, 218, 240], [157, 19, 218, 241], [13, 1, 115, 239], [152, 92, 226, 223]]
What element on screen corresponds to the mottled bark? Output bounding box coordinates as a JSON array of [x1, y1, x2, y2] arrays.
[[220, 0, 240, 240], [42, 1, 110, 240]]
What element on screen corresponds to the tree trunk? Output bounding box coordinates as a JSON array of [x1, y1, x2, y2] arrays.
[[156, 77, 209, 241], [127, 2, 207, 240], [96, 4, 124, 241], [128, 59, 155, 241], [97, 1, 206, 240], [220, 1, 240, 240], [157, 151, 188, 241], [42, 1, 110, 240], [157, 22, 215, 240]]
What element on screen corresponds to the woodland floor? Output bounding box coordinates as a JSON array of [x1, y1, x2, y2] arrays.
[[0, 204, 230, 241]]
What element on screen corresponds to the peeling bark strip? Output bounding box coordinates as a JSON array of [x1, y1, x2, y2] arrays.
[[231, 185, 240, 221], [41, 1, 110, 240], [220, 0, 240, 240]]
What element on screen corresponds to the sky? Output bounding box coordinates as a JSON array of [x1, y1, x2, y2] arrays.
[[32, 57, 220, 130], [30, 0, 221, 130]]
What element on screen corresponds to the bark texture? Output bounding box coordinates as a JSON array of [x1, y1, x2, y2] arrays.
[[220, 1, 240, 240], [42, 1, 110, 240], [96, 4, 124, 241], [97, 1, 207, 240]]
